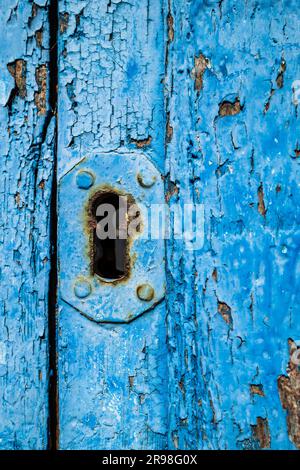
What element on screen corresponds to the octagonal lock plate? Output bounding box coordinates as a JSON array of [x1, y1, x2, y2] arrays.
[[58, 152, 165, 323]]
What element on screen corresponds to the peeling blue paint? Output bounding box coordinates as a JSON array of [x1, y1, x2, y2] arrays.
[[57, 0, 168, 450], [0, 0, 299, 451], [0, 0, 54, 449], [165, 0, 300, 451]]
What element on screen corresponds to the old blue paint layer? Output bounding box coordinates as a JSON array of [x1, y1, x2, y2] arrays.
[[57, 0, 300, 450], [165, 0, 300, 450], [1, 0, 298, 451], [0, 1, 54, 449], [58, 304, 167, 449], [57, 0, 168, 449]]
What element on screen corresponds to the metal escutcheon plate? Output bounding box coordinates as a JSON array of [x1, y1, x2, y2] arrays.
[[59, 152, 165, 323]]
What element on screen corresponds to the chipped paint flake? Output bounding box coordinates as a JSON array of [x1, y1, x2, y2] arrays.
[[278, 340, 300, 449], [218, 97, 242, 117], [191, 53, 210, 92], [35, 64, 47, 115], [217, 301, 233, 327], [130, 136, 152, 148], [251, 417, 271, 449], [7, 59, 27, 99], [257, 183, 267, 217], [250, 384, 265, 397]]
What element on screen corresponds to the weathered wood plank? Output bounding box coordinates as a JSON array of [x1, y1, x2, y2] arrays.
[[0, 0, 54, 449], [165, 0, 300, 450], [57, 0, 167, 449]]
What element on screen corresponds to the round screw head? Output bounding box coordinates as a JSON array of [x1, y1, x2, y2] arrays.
[[137, 283, 154, 301], [74, 278, 92, 298], [76, 170, 95, 189], [137, 168, 157, 188]]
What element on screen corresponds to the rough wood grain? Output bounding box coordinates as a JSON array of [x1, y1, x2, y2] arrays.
[[165, 0, 300, 450], [57, 0, 167, 449], [0, 0, 54, 449], [3, 0, 295, 450]]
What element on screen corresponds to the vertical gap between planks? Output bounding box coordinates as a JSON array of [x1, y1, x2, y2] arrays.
[[48, 0, 59, 450]]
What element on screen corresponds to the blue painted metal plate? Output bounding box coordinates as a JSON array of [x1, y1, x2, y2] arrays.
[[59, 152, 165, 323]]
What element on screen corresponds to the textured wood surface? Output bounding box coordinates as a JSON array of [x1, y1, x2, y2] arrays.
[[0, 0, 299, 451], [0, 0, 54, 449], [165, 0, 300, 450], [57, 0, 168, 449]]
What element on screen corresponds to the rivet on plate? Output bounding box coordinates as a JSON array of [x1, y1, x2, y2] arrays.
[[74, 278, 92, 298], [76, 170, 95, 189], [137, 283, 154, 301], [137, 168, 157, 188]]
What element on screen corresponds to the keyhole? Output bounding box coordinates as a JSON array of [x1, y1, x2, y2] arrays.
[[90, 192, 128, 281]]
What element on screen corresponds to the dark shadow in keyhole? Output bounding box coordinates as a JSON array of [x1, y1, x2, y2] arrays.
[[91, 192, 128, 281]]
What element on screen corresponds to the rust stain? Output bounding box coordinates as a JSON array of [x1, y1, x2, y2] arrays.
[[250, 384, 265, 397], [39, 179, 46, 190], [167, 12, 174, 42], [264, 89, 275, 114], [84, 186, 138, 286], [219, 97, 242, 117], [35, 29, 43, 48], [31, 2, 38, 19], [257, 183, 267, 217], [276, 59, 286, 89], [38, 179, 45, 190], [34, 64, 47, 115], [278, 339, 300, 449], [217, 301, 233, 327], [128, 376, 134, 389], [7, 59, 27, 98], [251, 417, 271, 449], [212, 268, 218, 282], [130, 136, 152, 148], [191, 53, 210, 92], [294, 144, 300, 159], [264, 61, 286, 113], [60, 12, 69, 34], [178, 376, 185, 393], [166, 112, 173, 143]]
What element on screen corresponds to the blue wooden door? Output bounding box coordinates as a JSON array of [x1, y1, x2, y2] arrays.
[[0, 0, 299, 450]]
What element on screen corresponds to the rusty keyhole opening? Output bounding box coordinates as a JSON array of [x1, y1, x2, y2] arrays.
[[88, 191, 131, 282]]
